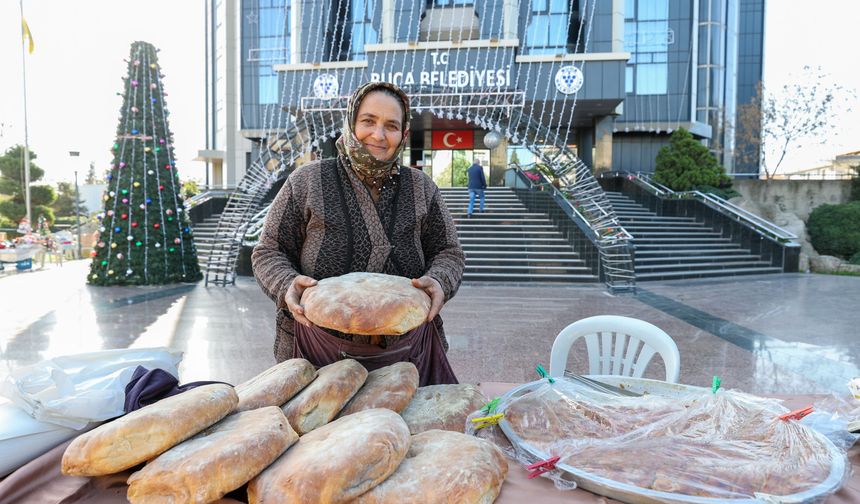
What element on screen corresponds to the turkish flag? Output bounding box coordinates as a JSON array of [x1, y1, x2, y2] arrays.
[[431, 130, 474, 149]]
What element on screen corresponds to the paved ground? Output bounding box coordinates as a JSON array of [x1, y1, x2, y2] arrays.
[[1, 260, 858, 396]]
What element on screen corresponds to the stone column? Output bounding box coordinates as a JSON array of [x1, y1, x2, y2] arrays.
[[578, 128, 594, 168], [594, 115, 614, 174], [489, 137, 508, 187]]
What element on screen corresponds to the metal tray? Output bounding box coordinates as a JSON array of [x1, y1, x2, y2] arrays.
[[497, 375, 847, 504]]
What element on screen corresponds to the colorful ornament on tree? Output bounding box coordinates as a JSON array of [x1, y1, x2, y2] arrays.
[[114, 227, 121, 233], [153, 223, 160, 229], [131, 80, 138, 87], [174, 238, 181, 244], [166, 209, 173, 215], [116, 253, 123, 259], [131, 222, 138, 228], [127, 235, 134, 241], [133, 59, 140, 65], [133, 181, 140, 188], [122, 198, 128, 204], [107, 210, 114, 216], [126, 269, 133, 275], [111, 243, 117, 249], [121, 213, 128, 220], [131, 106, 139, 113]]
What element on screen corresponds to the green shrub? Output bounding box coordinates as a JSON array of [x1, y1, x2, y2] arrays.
[[807, 201, 860, 259], [850, 251, 860, 265], [654, 128, 731, 191]]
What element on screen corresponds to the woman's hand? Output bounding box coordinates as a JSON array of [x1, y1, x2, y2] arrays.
[[411, 276, 444, 322], [285, 275, 318, 326]]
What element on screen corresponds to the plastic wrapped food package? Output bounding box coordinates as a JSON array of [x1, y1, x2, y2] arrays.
[[474, 379, 850, 503]]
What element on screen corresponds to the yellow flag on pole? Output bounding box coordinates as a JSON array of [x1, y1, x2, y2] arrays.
[[21, 17, 35, 54]]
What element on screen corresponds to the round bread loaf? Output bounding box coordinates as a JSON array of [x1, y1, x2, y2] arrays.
[[400, 384, 486, 435], [302, 272, 431, 335], [247, 408, 411, 504], [235, 358, 317, 411], [127, 406, 298, 503], [338, 362, 419, 417], [281, 359, 367, 435], [61, 384, 238, 476], [354, 430, 509, 504]]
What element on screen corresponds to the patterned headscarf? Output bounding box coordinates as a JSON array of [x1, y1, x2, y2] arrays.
[[336, 81, 411, 186]]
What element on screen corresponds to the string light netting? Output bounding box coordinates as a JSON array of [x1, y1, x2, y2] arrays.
[[88, 41, 202, 286]]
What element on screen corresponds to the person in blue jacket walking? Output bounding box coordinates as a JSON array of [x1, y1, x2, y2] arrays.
[[466, 159, 487, 217]]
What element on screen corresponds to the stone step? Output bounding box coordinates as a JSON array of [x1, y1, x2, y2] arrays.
[[463, 272, 598, 282], [635, 266, 783, 281]]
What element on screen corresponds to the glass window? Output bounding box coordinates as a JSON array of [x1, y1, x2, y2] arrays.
[[624, 0, 669, 96], [525, 0, 582, 54], [638, 0, 667, 21], [432, 0, 474, 5], [636, 63, 667, 95], [259, 70, 279, 104], [625, 66, 633, 94], [351, 0, 378, 60]]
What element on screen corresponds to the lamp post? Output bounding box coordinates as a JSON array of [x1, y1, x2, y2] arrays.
[[69, 151, 82, 259]]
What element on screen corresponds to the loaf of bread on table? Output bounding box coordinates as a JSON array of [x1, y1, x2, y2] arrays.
[[400, 383, 486, 434], [234, 358, 316, 411], [281, 358, 367, 435], [61, 384, 237, 476], [247, 408, 410, 504], [127, 406, 297, 503], [338, 362, 419, 417], [302, 272, 431, 335], [354, 429, 508, 504]]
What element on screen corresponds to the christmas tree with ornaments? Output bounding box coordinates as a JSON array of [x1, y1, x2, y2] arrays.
[[88, 41, 201, 286]]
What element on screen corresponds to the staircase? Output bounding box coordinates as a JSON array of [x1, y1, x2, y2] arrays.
[[190, 213, 223, 269], [604, 191, 782, 281], [440, 187, 597, 283]]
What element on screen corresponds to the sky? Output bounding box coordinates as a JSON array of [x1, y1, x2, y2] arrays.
[[0, 1, 858, 185], [0, 0, 206, 185]]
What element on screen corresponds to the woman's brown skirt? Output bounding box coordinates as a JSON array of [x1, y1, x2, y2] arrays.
[[292, 317, 458, 386]]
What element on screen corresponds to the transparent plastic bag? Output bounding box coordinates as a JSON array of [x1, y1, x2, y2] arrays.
[[481, 378, 850, 502], [800, 394, 860, 451], [0, 347, 181, 429]]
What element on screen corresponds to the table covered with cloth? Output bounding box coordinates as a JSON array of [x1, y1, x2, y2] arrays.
[[1, 382, 858, 504]]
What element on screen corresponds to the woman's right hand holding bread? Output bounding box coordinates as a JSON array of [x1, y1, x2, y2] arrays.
[[285, 275, 318, 326]]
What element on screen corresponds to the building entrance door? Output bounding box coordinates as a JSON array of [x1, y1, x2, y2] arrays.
[[429, 149, 490, 187]]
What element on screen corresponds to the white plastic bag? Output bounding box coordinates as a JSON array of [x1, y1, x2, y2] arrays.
[[0, 347, 182, 429], [0, 398, 86, 478]]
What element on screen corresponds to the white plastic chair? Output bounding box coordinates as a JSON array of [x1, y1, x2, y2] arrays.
[[549, 315, 681, 383]]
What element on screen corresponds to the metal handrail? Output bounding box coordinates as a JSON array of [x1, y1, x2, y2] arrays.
[[185, 189, 234, 210], [631, 172, 798, 243], [242, 203, 273, 245], [514, 163, 633, 241]]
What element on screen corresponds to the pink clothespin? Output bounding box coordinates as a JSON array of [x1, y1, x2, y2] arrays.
[[526, 455, 560, 479], [778, 405, 814, 422]]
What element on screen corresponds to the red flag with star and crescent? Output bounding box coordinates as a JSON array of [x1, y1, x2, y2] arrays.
[[431, 130, 474, 149]]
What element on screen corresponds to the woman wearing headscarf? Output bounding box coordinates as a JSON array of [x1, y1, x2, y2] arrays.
[[251, 81, 465, 385]]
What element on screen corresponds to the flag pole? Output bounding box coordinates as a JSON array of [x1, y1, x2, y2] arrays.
[[19, 0, 32, 226]]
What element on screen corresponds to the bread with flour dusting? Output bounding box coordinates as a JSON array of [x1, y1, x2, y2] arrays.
[[281, 359, 367, 434], [353, 429, 508, 504], [247, 408, 410, 504], [61, 384, 238, 476], [302, 272, 431, 335], [338, 362, 419, 416], [399, 384, 486, 434], [127, 406, 298, 503], [234, 358, 317, 411]]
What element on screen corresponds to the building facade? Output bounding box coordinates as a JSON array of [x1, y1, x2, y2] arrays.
[[203, 0, 764, 187]]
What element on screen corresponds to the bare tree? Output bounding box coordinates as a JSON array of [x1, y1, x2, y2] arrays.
[[736, 67, 854, 180]]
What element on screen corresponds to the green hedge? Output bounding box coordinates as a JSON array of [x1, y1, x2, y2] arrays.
[[807, 201, 860, 259]]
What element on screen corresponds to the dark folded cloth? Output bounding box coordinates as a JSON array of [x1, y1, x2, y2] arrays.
[[123, 366, 232, 413]]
